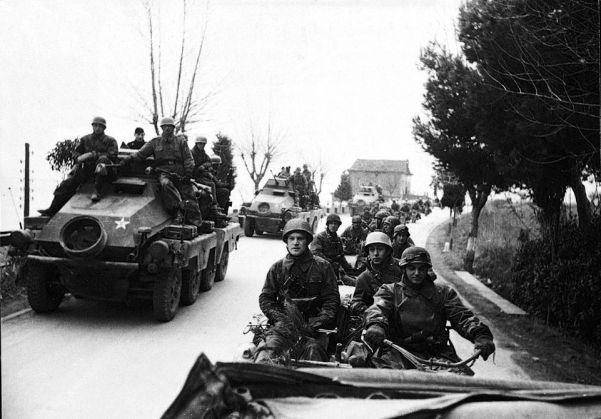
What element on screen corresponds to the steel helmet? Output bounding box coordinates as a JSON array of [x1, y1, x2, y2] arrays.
[[160, 117, 176, 127], [326, 214, 342, 225], [393, 224, 410, 237], [91, 116, 107, 127], [210, 155, 222, 164], [375, 210, 390, 220], [383, 215, 400, 226], [363, 232, 392, 252], [195, 136, 207, 144], [282, 219, 313, 243], [399, 246, 432, 267], [351, 215, 362, 224]]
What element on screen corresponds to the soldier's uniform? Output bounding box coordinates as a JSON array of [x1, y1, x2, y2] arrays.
[[133, 131, 201, 226], [40, 121, 118, 215], [341, 224, 367, 255], [124, 138, 146, 149], [289, 171, 308, 207], [392, 239, 414, 259], [365, 278, 493, 367], [258, 250, 340, 361], [350, 256, 402, 314], [310, 230, 353, 272]]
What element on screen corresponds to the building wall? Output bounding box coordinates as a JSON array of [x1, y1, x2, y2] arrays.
[[348, 171, 411, 199]]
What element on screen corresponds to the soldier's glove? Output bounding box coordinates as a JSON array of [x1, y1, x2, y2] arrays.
[[76, 151, 96, 163], [474, 336, 495, 361], [364, 325, 386, 348]]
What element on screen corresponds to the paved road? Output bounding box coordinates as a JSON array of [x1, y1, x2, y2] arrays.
[[1, 208, 526, 419]]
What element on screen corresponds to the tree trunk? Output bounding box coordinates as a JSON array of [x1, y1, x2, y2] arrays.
[[568, 167, 592, 229], [464, 185, 491, 273]]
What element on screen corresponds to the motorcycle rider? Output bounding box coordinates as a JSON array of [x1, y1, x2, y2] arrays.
[[363, 247, 496, 368], [120, 117, 201, 226], [392, 224, 415, 259], [39, 116, 118, 215], [257, 219, 340, 363], [341, 215, 367, 255], [311, 214, 354, 275], [350, 232, 402, 315], [368, 209, 390, 232]]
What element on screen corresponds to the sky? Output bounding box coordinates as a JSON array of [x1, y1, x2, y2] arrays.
[[0, 0, 464, 230]]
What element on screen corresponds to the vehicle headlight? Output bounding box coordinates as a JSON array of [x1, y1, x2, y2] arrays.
[[258, 203, 270, 213], [148, 240, 169, 260]]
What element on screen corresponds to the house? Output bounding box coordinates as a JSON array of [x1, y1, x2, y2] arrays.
[[347, 159, 412, 199]]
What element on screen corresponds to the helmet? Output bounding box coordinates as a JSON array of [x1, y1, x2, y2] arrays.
[[91, 116, 106, 127], [399, 246, 432, 267], [326, 214, 342, 225], [294, 167, 301, 173], [159, 117, 176, 127], [383, 215, 399, 225], [375, 210, 390, 220], [282, 219, 313, 243], [134, 127, 144, 135], [393, 224, 410, 237], [351, 215, 362, 224], [303, 164, 308, 169], [210, 155, 222, 164], [195, 136, 207, 144], [363, 232, 392, 252]]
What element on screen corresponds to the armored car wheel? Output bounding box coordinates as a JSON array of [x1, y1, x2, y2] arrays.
[[153, 267, 182, 322], [181, 264, 201, 306], [244, 217, 255, 237], [215, 247, 229, 282], [199, 251, 216, 291], [27, 265, 65, 313]]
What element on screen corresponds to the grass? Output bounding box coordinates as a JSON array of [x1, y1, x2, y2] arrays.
[[443, 198, 539, 299]]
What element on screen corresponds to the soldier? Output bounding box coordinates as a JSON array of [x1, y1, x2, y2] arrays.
[[368, 209, 390, 232], [123, 127, 146, 150], [120, 117, 201, 226], [209, 155, 232, 213], [382, 215, 401, 240], [39, 116, 118, 215], [310, 214, 353, 274], [289, 167, 308, 207], [277, 166, 288, 177], [192, 136, 217, 198], [341, 215, 367, 255], [361, 208, 372, 227], [350, 232, 402, 315], [392, 224, 415, 259], [363, 247, 495, 368], [257, 219, 340, 363], [391, 199, 400, 212], [302, 164, 312, 184]]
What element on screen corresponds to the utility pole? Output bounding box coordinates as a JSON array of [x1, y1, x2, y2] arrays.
[[24, 142, 30, 217]]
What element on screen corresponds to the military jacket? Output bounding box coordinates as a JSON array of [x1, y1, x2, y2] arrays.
[[392, 238, 415, 259], [135, 133, 195, 177], [341, 225, 367, 244], [310, 230, 345, 262], [75, 133, 118, 161], [191, 146, 212, 179], [350, 257, 402, 313], [125, 139, 146, 150], [365, 279, 493, 351], [259, 251, 340, 326]]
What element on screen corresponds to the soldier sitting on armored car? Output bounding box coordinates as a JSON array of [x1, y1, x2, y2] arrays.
[[310, 214, 354, 276], [341, 215, 367, 255], [39, 116, 118, 216], [120, 117, 202, 227]]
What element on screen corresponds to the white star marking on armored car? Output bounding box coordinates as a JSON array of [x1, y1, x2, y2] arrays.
[[115, 217, 130, 230]]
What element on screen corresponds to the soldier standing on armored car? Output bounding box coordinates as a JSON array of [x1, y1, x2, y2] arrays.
[[39, 116, 118, 215], [120, 117, 202, 226]]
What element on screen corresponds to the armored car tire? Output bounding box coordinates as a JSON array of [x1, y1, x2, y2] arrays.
[[181, 263, 201, 306], [215, 247, 229, 282], [27, 265, 65, 313], [243, 217, 255, 237], [153, 267, 182, 322], [199, 251, 216, 291]]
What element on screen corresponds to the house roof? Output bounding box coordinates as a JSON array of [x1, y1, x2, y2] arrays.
[[348, 159, 411, 174]]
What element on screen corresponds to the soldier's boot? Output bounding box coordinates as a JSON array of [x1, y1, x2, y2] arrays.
[[38, 194, 70, 217]]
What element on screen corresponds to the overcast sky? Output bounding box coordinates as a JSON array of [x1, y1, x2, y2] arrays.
[[0, 0, 464, 230]]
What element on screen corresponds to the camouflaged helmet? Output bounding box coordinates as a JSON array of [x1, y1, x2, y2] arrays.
[[383, 215, 400, 228], [363, 232, 392, 253], [399, 246, 432, 267], [351, 215, 362, 224], [91, 116, 106, 127], [393, 224, 410, 237], [210, 155, 222, 164], [375, 209, 390, 220], [160, 117, 176, 127], [195, 136, 208, 144], [326, 214, 342, 225], [282, 219, 313, 243]]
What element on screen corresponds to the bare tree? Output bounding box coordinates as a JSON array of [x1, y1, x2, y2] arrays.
[[239, 118, 283, 191], [141, 0, 218, 135], [307, 150, 328, 195]]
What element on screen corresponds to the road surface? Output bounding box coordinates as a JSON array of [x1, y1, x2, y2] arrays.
[[1, 208, 526, 418]]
